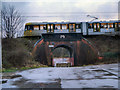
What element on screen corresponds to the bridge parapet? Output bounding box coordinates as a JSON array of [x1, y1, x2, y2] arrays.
[[42, 33, 82, 41]]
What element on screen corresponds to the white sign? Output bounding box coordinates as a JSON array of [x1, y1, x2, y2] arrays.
[[49, 45, 54, 47], [60, 35, 65, 38], [53, 58, 70, 67]]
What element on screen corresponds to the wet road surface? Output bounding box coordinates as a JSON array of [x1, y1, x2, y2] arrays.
[[2, 63, 119, 89]]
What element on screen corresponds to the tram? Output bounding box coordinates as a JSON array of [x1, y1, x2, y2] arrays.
[[24, 20, 120, 36]]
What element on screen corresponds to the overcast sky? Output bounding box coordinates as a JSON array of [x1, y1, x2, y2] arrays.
[[2, 0, 120, 23]]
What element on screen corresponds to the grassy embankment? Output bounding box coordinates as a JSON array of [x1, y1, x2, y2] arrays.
[[85, 35, 120, 64], [2, 37, 47, 72]]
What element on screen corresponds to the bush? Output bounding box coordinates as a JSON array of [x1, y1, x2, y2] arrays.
[[2, 38, 32, 69], [103, 52, 120, 58]]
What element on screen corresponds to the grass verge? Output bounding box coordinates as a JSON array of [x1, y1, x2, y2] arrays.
[[2, 65, 48, 73]]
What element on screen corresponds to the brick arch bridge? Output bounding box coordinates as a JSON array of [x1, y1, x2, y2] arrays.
[[32, 33, 99, 66]]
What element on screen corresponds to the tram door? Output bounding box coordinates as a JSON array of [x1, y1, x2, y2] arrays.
[[115, 23, 119, 31], [47, 24, 54, 33], [93, 23, 100, 32], [69, 24, 76, 32]]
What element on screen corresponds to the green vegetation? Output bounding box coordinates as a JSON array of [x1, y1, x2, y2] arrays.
[[2, 65, 48, 72], [86, 36, 120, 53], [2, 68, 18, 72], [53, 47, 70, 58], [103, 52, 119, 58], [2, 37, 46, 72], [86, 36, 120, 64], [96, 52, 119, 64]]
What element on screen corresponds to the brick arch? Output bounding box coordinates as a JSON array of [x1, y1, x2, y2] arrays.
[[32, 33, 99, 66]]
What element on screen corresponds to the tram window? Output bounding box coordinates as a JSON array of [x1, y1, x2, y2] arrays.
[[62, 24, 67, 29], [119, 23, 120, 31], [97, 23, 100, 28], [101, 23, 108, 28], [76, 24, 81, 29], [34, 25, 39, 30], [88, 24, 93, 29], [115, 23, 118, 28], [108, 24, 110, 28], [25, 25, 27, 30], [69, 24, 75, 32], [101, 23, 104, 28], [51, 25, 53, 29], [101, 25, 104, 28], [28, 25, 33, 30], [119, 23, 120, 27], [105, 23, 108, 28], [55, 27, 58, 29], [70, 24, 73, 30], [108, 23, 113, 28], [48, 25, 50, 30], [94, 24, 96, 28], [55, 24, 60, 30], [40, 25, 46, 30]]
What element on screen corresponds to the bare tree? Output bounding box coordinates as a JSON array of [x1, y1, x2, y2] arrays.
[[1, 5, 24, 38]]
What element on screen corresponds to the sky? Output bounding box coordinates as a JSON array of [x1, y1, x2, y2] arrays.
[[1, 0, 120, 23]]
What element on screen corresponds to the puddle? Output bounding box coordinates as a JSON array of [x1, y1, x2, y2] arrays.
[[12, 77, 61, 88], [48, 70, 52, 72], [12, 77, 29, 85], [101, 85, 114, 88], [2, 80, 7, 84], [94, 76, 102, 78], [92, 69, 107, 72], [103, 73, 116, 76]]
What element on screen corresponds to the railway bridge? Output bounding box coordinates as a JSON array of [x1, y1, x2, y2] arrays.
[[32, 33, 99, 66]]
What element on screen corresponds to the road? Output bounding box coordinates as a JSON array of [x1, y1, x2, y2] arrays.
[[2, 63, 119, 89]]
